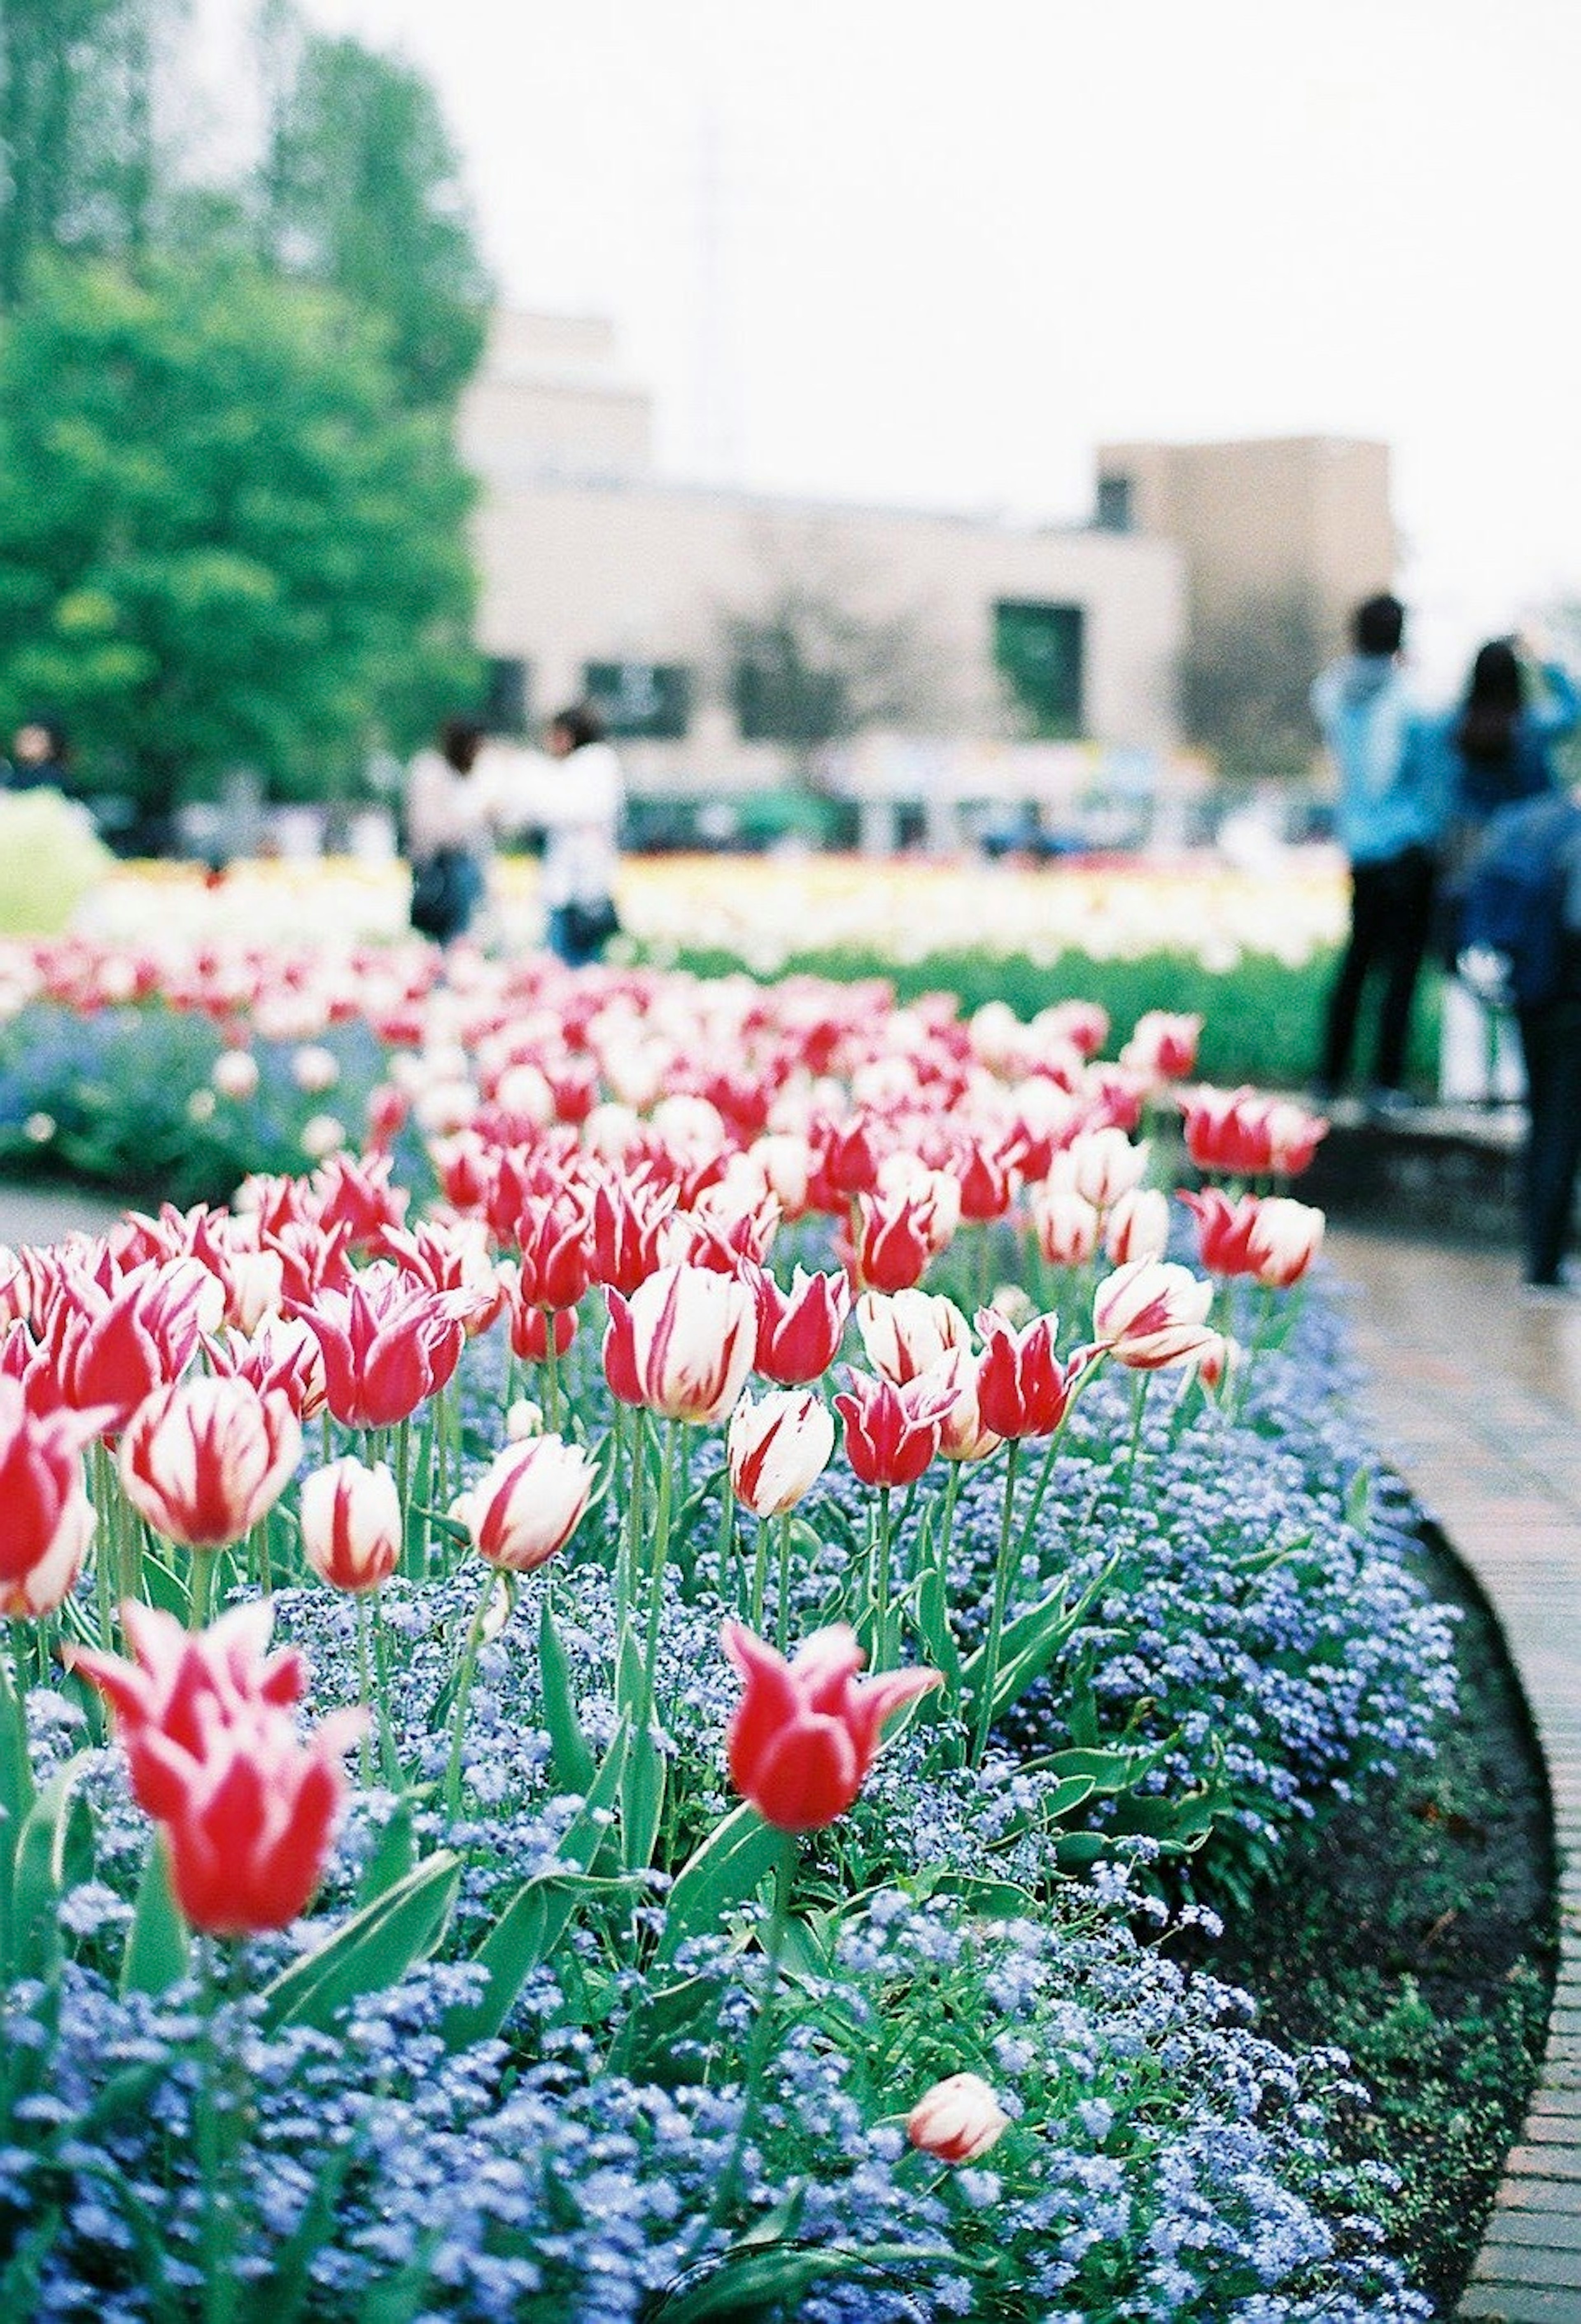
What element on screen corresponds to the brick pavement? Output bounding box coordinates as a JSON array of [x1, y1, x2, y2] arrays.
[[1326, 1227, 1581, 2322]]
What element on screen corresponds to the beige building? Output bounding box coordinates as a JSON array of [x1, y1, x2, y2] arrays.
[[458, 314, 1185, 821], [1095, 435, 1395, 655]]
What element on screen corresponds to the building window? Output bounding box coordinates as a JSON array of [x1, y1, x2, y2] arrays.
[[1095, 473, 1133, 532], [481, 656, 530, 736], [993, 601, 1084, 738], [583, 660, 693, 740], [730, 652, 844, 746]]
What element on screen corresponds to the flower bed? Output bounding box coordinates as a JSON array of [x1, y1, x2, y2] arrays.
[[0, 953, 1455, 2319]]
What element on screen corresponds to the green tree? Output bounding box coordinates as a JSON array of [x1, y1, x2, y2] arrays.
[[261, 23, 491, 409], [0, 257, 478, 819], [0, 0, 176, 305], [1179, 586, 1324, 781]]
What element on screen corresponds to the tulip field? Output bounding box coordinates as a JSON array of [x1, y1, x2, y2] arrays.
[[0, 935, 1473, 2319]]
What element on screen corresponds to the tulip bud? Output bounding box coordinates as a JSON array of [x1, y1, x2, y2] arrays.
[[1103, 1186, 1170, 1267], [299, 1457, 403, 1593], [905, 2072, 1011, 2163], [119, 1377, 303, 1549], [855, 1288, 971, 1386], [1091, 1258, 1216, 1372], [450, 1433, 597, 1573], [212, 1049, 260, 1101], [1031, 1185, 1101, 1270], [727, 1388, 835, 1517]]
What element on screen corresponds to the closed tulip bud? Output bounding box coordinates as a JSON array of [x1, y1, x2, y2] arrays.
[[1247, 1196, 1325, 1287], [1103, 1186, 1171, 1267], [855, 1288, 971, 1386], [602, 1262, 757, 1425], [1031, 1184, 1101, 1269], [850, 1187, 935, 1295], [450, 1432, 596, 1573], [754, 1265, 851, 1386], [721, 1619, 940, 1831], [299, 1457, 402, 1593], [119, 1377, 303, 1549], [1091, 1258, 1217, 1371], [906, 2072, 1011, 2163], [974, 1311, 1086, 1439], [1061, 1127, 1150, 1212], [833, 1368, 954, 1489], [750, 1132, 814, 1220], [1180, 1085, 1327, 1179], [727, 1388, 835, 1517]]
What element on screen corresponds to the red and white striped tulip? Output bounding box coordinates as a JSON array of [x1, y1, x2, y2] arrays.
[[855, 1289, 972, 1386], [450, 1433, 597, 1573], [299, 1456, 403, 1594], [1091, 1259, 1217, 1372], [119, 1377, 302, 1549], [603, 1262, 758, 1425], [906, 2072, 1011, 2163], [727, 1388, 835, 1517]]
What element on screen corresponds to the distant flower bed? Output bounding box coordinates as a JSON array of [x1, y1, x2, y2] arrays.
[[0, 949, 1446, 2318], [65, 848, 1348, 975]]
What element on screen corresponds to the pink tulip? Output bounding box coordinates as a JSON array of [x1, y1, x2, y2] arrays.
[[974, 1312, 1087, 1439], [1118, 1010, 1202, 1086], [833, 1368, 954, 1488], [921, 1349, 1003, 1463], [1247, 1196, 1325, 1288], [289, 1264, 467, 1430], [299, 1457, 403, 1593], [721, 1619, 939, 1831]]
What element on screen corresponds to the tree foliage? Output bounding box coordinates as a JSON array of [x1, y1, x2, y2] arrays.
[[718, 541, 955, 765], [0, 0, 177, 304], [1178, 587, 1324, 781], [0, 259, 478, 815], [261, 25, 491, 411]]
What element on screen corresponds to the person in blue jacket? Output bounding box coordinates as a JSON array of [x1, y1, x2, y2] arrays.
[[1422, 633, 1580, 921], [1312, 593, 1441, 1108]]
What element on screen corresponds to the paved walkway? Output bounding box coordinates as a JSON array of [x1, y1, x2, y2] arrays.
[[1327, 1227, 1581, 2321], [2, 1185, 1577, 2312]]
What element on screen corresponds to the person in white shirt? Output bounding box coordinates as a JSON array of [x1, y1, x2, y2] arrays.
[[403, 718, 493, 943], [539, 702, 625, 964]]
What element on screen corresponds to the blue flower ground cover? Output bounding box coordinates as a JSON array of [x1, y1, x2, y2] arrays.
[[0, 1268, 1455, 2322]]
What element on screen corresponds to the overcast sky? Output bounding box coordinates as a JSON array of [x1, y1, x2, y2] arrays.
[[201, 0, 1581, 681]]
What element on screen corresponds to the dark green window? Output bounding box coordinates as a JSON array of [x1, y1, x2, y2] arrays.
[[583, 661, 692, 740], [993, 600, 1084, 738], [482, 656, 529, 736]]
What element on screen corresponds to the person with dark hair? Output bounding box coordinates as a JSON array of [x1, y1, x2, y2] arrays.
[[403, 715, 492, 944], [4, 720, 70, 793], [1420, 632, 1580, 1102], [1457, 783, 1581, 1292], [538, 701, 624, 966], [1311, 592, 1441, 1110]]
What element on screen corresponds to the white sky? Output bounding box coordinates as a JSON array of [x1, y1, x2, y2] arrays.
[[196, 0, 1581, 684]]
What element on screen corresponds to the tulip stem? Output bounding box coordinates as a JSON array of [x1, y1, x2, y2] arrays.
[[370, 1585, 400, 1787], [190, 1548, 217, 1633], [636, 1418, 678, 1745], [622, 1407, 648, 1634], [775, 1511, 794, 1651], [1123, 1372, 1149, 1495], [714, 1470, 734, 1604], [971, 1438, 1021, 1766], [443, 1566, 496, 1818], [91, 1441, 119, 1651], [749, 1514, 768, 1631], [196, 1938, 243, 2324], [354, 1596, 374, 1785], [396, 1421, 416, 1581], [872, 1486, 893, 1664], [1, 1620, 34, 1819]]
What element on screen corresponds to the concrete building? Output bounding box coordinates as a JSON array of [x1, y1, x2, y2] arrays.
[[458, 313, 1186, 830], [1094, 434, 1395, 655]]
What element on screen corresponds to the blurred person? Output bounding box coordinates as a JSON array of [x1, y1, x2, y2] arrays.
[[538, 702, 624, 966], [403, 716, 492, 945], [1421, 633, 1580, 1105], [1456, 780, 1581, 1293], [1311, 593, 1441, 1112], [5, 719, 70, 793]]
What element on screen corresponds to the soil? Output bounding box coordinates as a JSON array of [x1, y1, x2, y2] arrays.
[[1208, 1517, 1559, 2311]]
